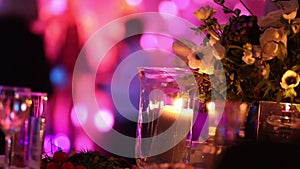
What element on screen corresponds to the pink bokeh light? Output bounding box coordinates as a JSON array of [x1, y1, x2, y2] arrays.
[[49, 0, 67, 15], [43, 133, 71, 155], [158, 1, 178, 16], [54, 133, 71, 153], [71, 103, 88, 127], [140, 34, 158, 49], [125, 0, 143, 6], [94, 109, 114, 132], [44, 135, 55, 155], [172, 0, 190, 10]]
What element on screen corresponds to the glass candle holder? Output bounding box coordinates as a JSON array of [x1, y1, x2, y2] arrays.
[[135, 67, 199, 168]]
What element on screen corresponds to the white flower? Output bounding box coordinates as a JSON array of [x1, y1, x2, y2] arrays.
[[188, 45, 216, 75], [242, 50, 255, 65], [280, 70, 300, 89], [261, 68, 268, 77], [259, 27, 287, 60], [258, 10, 284, 28], [282, 8, 298, 23], [292, 18, 300, 34]]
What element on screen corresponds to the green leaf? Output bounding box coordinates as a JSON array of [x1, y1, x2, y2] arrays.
[[277, 41, 287, 61], [263, 64, 270, 79], [262, 81, 272, 98], [295, 104, 300, 112], [291, 65, 300, 72], [254, 80, 265, 91], [283, 88, 297, 101]]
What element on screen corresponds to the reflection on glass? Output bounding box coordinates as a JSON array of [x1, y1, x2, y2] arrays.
[[0, 86, 32, 168]]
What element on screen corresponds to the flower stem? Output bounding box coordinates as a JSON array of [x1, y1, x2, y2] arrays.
[[239, 0, 254, 16]]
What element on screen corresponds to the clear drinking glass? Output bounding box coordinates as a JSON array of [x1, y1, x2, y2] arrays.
[[0, 86, 32, 168], [135, 67, 199, 168], [10, 92, 48, 169]]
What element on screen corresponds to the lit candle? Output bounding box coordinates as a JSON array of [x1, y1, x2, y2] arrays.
[[155, 105, 180, 134], [207, 102, 216, 137], [155, 98, 192, 134], [281, 103, 292, 123], [148, 98, 193, 163]]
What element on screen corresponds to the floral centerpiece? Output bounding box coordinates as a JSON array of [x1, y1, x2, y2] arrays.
[[172, 0, 300, 105]]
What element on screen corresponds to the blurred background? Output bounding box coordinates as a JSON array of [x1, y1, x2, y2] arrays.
[[0, 0, 278, 159]]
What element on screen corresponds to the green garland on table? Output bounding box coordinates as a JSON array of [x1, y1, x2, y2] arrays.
[[68, 151, 132, 169], [41, 150, 134, 169]]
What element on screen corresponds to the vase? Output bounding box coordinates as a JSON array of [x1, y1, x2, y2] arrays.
[[256, 101, 300, 144], [135, 67, 199, 168]]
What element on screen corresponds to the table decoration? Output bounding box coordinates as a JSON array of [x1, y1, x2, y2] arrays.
[[172, 0, 300, 141], [41, 150, 133, 169], [135, 67, 199, 168]]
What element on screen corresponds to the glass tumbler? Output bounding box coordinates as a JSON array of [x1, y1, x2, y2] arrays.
[[10, 92, 48, 169], [0, 85, 32, 169], [135, 67, 199, 168]]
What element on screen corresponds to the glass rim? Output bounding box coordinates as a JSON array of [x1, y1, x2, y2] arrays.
[[30, 92, 48, 97], [137, 66, 193, 73]]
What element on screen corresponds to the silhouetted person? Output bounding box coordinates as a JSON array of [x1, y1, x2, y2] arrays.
[[215, 141, 300, 169]]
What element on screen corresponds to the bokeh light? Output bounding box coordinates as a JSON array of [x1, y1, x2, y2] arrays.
[[49, 0, 67, 15], [71, 103, 88, 127], [94, 109, 114, 132], [54, 133, 71, 153], [207, 101, 216, 111], [139, 34, 158, 49], [158, 1, 178, 16], [44, 135, 57, 155], [172, 0, 190, 10], [43, 134, 71, 155], [125, 0, 143, 6], [50, 65, 68, 88]]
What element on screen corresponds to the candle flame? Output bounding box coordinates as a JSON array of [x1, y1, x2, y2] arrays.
[[207, 101, 216, 115], [174, 98, 183, 111], [285, 103, 291, 111]]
